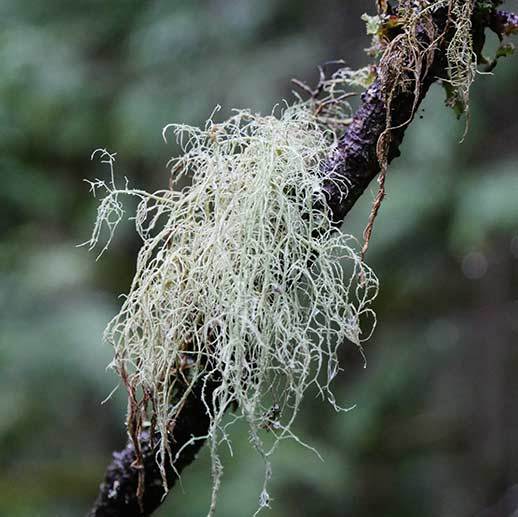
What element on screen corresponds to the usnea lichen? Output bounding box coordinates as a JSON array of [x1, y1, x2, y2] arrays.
[[85, 100, 378, 514], [445, 0, 478, 115], [357, 0, 481, 255], [83, 3, 491, 513], [370, 0, 479, 117]]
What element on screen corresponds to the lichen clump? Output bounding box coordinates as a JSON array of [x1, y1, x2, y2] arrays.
[[85, 102, 378, 513], [371, 0, 479, 116]]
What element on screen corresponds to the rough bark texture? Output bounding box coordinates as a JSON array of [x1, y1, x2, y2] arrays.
[[322, 76, 439, 223], [323, 5, 518, 225], [89, 379, 217, 517], [323, 4, 447, 224], [491, 10, 518, 37], [89, 2, 516, 516]]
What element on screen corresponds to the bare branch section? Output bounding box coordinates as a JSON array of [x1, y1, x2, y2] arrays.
[[89, 2, 515, 516]]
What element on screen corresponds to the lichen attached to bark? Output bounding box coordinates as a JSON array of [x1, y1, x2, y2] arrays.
[[85, 98, 378, 515]]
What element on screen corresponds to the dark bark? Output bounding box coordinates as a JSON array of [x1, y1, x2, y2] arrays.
[[89, 379, 217, 517], [322, 75, 440, 224], [491, 10, 518, 37], [323, 5, 518, 225], [89, 2, 516, 516]]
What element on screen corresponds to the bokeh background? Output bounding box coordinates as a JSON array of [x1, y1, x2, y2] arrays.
[[1, 1, 517, 516]]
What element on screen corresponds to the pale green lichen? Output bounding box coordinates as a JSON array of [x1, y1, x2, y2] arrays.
[[445, 0, 477, 117], [341, 65, 377, 89], [84, 100, 378, 515], [364, 0, 478, 117], [362, 13, 384, 36]]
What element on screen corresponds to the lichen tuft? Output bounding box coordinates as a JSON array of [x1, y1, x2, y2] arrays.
[[84, 100, 378, 515]]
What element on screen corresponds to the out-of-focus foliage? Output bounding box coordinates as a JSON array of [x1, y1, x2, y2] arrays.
[[0, 1, 517, 516]]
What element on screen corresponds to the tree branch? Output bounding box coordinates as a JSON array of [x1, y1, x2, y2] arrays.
[[89, 2, 516, 515], [89, 378, 218, 516]]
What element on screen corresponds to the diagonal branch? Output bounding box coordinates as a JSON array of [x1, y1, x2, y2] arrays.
[[89, 2, 516, 516], [89, 378, 218, 517]]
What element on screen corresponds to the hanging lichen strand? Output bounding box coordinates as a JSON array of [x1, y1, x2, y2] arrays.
[[363, 0, 480, 119], [356, 0, 482, 256], [84, 100, 378, 514]]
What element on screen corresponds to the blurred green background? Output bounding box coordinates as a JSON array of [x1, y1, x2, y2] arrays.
[[1, 1, 517, 516]]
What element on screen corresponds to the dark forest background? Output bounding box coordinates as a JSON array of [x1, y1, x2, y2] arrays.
[[1, 1, 517, 516]]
